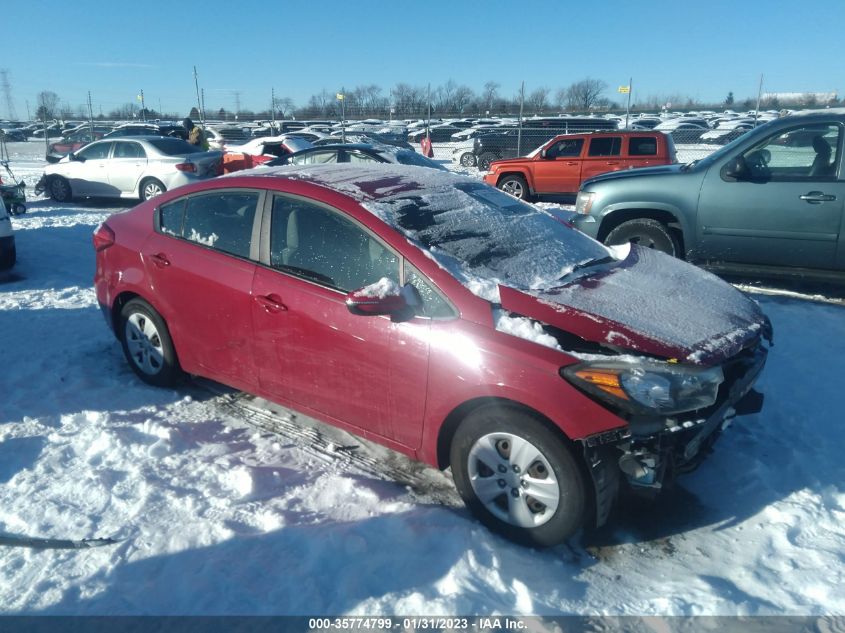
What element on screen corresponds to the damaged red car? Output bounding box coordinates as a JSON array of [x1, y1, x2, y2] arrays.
[[93, 164, 771, 546]]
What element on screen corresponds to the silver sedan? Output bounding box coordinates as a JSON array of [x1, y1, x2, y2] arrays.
[[40, 136, 223, 202]]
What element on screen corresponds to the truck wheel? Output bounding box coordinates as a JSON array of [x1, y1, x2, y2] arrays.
[[498, 175, 531, 201], [450, 404, 586, 547], [605, 219, 679, 257], [477, 152, 497, 171]]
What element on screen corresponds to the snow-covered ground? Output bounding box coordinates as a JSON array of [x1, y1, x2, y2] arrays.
[[1, 141, 844, 617]]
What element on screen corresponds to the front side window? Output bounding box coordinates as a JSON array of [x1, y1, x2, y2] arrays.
[[629, 137, 658, 156], [78, 142, 112, 160], [404, 262, 455, 319], [740, 124, 841, 181], [270, 195, 399, 292], [588, 137, 622, 157], [161, 191, 258, 258], [546, 138, 583, 158]]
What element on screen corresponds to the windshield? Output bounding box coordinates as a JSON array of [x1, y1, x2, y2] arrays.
[[394, 149, 447, 170], [689, 117, 779, 170], [366, 181, 612, 297]]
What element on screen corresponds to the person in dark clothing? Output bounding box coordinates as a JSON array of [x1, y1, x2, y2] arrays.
[[182, 117, 208, 150]]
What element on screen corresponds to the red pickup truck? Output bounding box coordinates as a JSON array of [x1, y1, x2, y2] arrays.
[[482, 131, 677, 200]]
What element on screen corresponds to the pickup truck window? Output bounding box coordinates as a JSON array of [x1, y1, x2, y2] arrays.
[[629, 137, 658, 156], [588, 137, 622, 157]]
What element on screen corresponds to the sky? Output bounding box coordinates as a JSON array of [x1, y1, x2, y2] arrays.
[[2, 0, 841, 119]]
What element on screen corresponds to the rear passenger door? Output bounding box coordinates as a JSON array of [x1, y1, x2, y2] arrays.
[[582, 136, 623, 181], [108, 141, 148, 195], [143, 189, 262, 390]]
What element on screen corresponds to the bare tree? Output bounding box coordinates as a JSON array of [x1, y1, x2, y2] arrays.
[[36, 90, 60, 121], [565, 78, 607, 111], [453, 85, 475, 115], [527, 86, 551, 114], [483, 81, 500, 112], [273, 96, 295, 119]]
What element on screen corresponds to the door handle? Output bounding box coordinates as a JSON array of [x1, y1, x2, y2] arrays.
[[799, 191, 836, 204], [605, 161, 620, 165], [566, 161, 578, 166], [149, 253, 170, 268], [255, 294, 287, 313]]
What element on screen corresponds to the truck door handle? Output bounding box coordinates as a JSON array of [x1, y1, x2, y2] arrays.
[[606, 161, 620, 165], [149, 253, 170, 268], [800, 191, 836, 203], [255, 294, 287, 313], [566, 161, 578, 166]]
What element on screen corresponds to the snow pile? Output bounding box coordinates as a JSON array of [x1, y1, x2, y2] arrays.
[[358, 277, 401, 298], [494, 309, 561, 351]]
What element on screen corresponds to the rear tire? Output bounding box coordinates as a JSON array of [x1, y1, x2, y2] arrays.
[[119, 298, 184, 387], [604, 218, 679, 257], [140, 178, 166, 201], [49, 176, 72, 202], [450, 404, 586, 547], [477, 152, 497, 171]]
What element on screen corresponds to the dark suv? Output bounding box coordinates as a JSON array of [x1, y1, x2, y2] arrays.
[[572, 110, 845, 279], [473, 117, 619, 170]]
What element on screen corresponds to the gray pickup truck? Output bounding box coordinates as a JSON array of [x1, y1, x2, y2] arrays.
[[571, 110, 845, 280]]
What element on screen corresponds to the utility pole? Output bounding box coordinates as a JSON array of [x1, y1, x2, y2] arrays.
[[193, 65, 204, 122], [754, 74, 764, 125], [25, 100, 30, 122], [271, 87, 276, 127], [625, 77, 633, 128], [139, 89, 146, 122], [517, 80, 525, 156], [0, 70, 16, 120], [87, 91, 94, 138]]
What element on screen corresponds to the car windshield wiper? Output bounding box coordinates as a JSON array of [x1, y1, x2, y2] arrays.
[[681, 159, 699, 172], [548, 256, 616, 287]]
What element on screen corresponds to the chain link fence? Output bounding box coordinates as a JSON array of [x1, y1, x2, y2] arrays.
[[413, 125, 746, 172]]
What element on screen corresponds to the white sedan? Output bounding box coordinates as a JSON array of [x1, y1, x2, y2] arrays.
[[39, 136, 223, 202]]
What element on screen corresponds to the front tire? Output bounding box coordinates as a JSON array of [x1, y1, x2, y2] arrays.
[[119, 298, 183, 387], [140, 178, 166, 201], [604, 218, 679, 257], [450, 404, 586, 547], [459, 152, 476, 167], [497, 174, 531, 201], [49, 176, 72, 202]]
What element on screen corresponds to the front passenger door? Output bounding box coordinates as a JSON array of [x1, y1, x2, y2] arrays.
[[697, 123, 844, 269]]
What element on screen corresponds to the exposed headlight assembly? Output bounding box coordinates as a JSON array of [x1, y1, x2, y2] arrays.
[[562, 360, 724, 415]]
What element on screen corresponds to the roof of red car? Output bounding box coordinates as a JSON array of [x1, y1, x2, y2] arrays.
[[221, 163, 471, 202]]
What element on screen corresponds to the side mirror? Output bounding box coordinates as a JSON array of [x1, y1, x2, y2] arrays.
[[345, 281, 416, 319], [723, 155, 747, 180], [540, 149, 548, 159]]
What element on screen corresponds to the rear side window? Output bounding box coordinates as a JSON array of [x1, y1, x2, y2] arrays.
[[629, 137, 658, 156], [588, 137, 622, 157], [147, 138, 202, 155], [158, 192, 259, 259], [113, 141, 146, 159]]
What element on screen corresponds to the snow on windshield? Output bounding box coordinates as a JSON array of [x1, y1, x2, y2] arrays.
[[365, 177, 611, 302], [249, 165, 613, 303]]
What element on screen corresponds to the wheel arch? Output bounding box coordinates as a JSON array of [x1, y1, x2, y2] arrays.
[[597, 207, 687, 256], [495, 170, 534, 193], [435, 396, 582, 471]]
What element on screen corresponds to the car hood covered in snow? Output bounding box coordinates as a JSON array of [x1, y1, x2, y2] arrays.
[[499, 245, 768, 365]]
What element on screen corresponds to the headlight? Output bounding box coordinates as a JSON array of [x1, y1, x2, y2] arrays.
[[562, 360, 724, 415], [575, 191, 596, 215]]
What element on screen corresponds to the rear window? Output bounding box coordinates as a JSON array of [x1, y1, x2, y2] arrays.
[[629, 136, 658, 156], [588, 137, 622, 156], [147, 138, 204, 155]]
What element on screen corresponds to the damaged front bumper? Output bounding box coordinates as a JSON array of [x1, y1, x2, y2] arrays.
[[582, 341, 768, 527]]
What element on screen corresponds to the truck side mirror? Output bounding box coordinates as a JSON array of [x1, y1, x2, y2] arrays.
[[723, 155, 748, 181]]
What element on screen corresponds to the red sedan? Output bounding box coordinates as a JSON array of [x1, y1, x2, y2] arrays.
[[93, 164, 771, 546]]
